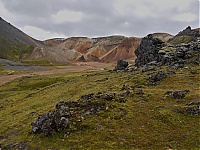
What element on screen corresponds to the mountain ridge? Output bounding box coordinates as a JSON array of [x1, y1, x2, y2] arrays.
[[0, 17, 198, 65]]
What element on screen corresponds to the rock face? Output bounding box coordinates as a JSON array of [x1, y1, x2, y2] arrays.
[[176, 26, 199, 37], [135, 34, 165, 67], [135, 27, 200, 67]]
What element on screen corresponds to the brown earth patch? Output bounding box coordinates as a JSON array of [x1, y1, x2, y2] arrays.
[[0, 62, 113, 85]]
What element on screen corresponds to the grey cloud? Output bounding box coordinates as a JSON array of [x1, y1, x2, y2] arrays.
[[0, 0, 199, 40]]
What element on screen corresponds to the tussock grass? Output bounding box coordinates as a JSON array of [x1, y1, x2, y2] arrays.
[[0, 65, 199, 149]]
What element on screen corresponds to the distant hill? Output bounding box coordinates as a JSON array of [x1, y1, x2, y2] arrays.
[[168, 26, 199, 45], [36, 35, 142, 63]]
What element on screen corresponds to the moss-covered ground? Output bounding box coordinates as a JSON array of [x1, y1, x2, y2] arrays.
[[0, 65, 199, 149]]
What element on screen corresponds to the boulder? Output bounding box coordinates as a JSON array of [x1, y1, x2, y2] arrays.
[[31, 102, 70, 136], [114, 60, 128, 71]]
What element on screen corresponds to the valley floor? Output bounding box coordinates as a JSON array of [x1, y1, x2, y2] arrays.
[[0, 62, 113, 85]]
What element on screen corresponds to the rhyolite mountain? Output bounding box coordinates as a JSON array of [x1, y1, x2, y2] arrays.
[[0, 17, 142, 64], [0, 17, 198, 65]]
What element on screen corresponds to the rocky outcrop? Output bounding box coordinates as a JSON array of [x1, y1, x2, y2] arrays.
[[31, 99, 106, 136], [176, 26, 199, 37], [31, 91, 131, 136], [159, 39, 200, 66], [135, 27, 200, 68], [168, 26, 200, 45], [135, 34, 165, 67]]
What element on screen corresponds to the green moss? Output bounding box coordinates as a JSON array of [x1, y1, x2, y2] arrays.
[[169, 35, 193, 45], [161, 46, 176, 52]]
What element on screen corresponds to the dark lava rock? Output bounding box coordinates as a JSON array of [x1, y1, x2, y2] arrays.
[[31, 103, 70, 136], [135, 89, 144, 95], [81, 93, 95, 100], [102, 93, 116, 101], [31, 99, 106, 136], [114, 60, 128, 71], [166, 90, 190, 99], [177, 26, 200, 37], [185, 105, 200, 115], [134, 27, 200, 68], [149, 71, 167, 85], [31, 91, 131, 136], [175, 101, 200, 115], [135, 34, 165, 67]]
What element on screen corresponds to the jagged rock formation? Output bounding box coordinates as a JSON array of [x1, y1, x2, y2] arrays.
[[135, 34, 165, 67], [176, 26, 199, 37], [168, 26, 199, 45], [135, 27, 200, 67]]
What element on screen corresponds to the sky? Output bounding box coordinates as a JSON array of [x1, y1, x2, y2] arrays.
[[0, 0, 199, 40]]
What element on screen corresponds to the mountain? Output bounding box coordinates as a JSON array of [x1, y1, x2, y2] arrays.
[[168, 26, 199, 45], [0, 18, 142, 64], [1, 17, 197, 65], [39, 35, 142, 63], [100, 37, 141, 63], [0, 17, 39, 60]]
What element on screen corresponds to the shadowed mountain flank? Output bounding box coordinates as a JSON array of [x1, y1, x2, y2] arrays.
[[0, 18, 39, 60]]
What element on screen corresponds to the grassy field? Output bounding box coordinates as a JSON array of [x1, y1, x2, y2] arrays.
[[0, 65, 199, 149]]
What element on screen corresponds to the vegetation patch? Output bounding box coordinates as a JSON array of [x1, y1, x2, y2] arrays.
[[0, 64, 199, 149]]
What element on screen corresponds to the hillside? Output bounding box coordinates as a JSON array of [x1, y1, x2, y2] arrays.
[[42, 36, 142, 63], [25, 36, 141, 64], [0, 26, 199, 149], [0, 18, 39, 61], [168, 26, 199, 45], [0, 58, 199, 150]]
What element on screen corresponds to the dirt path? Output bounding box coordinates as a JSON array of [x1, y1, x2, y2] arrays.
[[0, 62, 113, 85]]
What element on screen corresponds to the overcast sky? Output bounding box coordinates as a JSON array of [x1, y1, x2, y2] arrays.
[[0, 0, 199, 40]]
